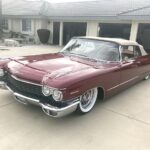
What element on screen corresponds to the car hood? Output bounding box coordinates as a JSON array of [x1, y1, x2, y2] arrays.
[[6, 53, 95, 82], [12, 54, 92, 78]]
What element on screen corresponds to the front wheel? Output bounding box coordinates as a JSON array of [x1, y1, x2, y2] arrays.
[[77, 88, 98, 114], [144, 74, 150, 80]]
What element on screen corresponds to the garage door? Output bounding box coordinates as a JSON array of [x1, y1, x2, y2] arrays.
[[99, 23, 131, 40], [63, 22, 87, 45]]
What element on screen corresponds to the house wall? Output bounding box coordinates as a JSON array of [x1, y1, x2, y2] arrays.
[[11, 18, 21, 32], [41, 19, 48, 29], [47, 20, 53, 44], [8, 19, 11, 31], [5, 17, 150, 48], [34, 19, 53, 44], [86, 21, 99, 37], [130, 21, 139, 41], [34, 19, 42, 44], [4, 18, 53, 44]]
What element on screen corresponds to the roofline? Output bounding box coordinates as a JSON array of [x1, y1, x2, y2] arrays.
[[41, 15, 124, 21], [47, 0, 98, 4], [118, 15, 150, 21], [2, 15, 46, 19], [3, 14, 150, 21], [119, 5, 150, 15]]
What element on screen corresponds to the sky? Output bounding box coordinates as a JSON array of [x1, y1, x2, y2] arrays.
[[46, 0, 94, 2]]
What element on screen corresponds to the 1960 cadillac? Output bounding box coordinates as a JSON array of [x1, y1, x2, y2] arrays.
[[0, 37, 150, 117]]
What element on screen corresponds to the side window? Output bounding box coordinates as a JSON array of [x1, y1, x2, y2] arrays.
[[121, 45, 142, 61], [134, 46, 142, 58], [121, 45, 134, 61]]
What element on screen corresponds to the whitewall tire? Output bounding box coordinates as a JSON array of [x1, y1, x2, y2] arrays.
[[77, 88, 98, 113]]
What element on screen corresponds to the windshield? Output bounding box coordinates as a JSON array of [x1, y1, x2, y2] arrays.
[[60, 38, 120, 62]]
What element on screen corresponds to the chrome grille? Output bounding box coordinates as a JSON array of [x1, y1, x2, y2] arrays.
[[6, 74, 42, 96]]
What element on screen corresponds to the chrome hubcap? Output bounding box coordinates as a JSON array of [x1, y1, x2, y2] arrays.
[[79, 88, 98, 113], [80, 89, 94, 109], [145, 75, 149, 80]]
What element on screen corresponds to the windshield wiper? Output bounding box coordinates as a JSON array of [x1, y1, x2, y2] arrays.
[[68, 53, 100, 62], [60, 52, 109, 63], [59, 51, 67, 55], [65, 52, 87, 58]]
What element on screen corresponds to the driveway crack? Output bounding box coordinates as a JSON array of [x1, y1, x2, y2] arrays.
[[0, 102, 16, 109], [102, 107, 150, 127]]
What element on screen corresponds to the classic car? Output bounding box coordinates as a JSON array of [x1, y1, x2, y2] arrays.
[[0, 37, 150, 117]]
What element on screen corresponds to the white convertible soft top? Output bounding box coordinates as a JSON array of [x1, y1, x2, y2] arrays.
[[77, 36, 147, 56], [79, 36, 138, 46]]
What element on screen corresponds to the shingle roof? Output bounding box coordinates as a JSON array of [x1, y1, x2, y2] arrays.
[[42, 0, 144, 16], [118, 5, 150, 20], [2, 0, 44, 17], [119, 5, 150, 16], [2, 0, 150, 20]]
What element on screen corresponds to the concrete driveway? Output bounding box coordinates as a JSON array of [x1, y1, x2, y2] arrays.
[[0, 45, 150, 150]]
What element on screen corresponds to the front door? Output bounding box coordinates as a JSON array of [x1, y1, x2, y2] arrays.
[[120, 45, 140, 88]]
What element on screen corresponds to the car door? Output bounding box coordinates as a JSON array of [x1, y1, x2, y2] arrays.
[[135, 46, 150, 77], [120, 45, 140, 88]]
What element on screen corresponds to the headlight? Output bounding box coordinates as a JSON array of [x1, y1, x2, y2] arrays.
[[52, 89, 63, 101], [42, 85, 53, 96], [0, 69, 4, 77]]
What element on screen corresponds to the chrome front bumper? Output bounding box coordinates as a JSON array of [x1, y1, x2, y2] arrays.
[[0, 82, 79, 117]]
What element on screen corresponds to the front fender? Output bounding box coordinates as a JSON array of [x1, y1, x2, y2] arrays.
[[0, 58, 11, 68]]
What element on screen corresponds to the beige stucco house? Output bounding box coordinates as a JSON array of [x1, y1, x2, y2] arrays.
[[2, 0, 150, 53]]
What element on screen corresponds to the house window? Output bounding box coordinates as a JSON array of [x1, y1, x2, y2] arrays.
[[2, 19, 8, 30], [22, 19, 31, 32]]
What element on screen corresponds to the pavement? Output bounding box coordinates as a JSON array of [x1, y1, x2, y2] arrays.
[[0, 44, 61, 57], [0, 45, 150, 150]]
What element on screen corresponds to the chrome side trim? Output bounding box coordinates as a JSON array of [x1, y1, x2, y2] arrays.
[[70, 90, 80, 95], [107, 76, 139, 91], [11, 75, 42, 87]]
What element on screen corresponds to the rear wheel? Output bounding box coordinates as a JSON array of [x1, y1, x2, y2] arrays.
[[77, 88, 98, 113]]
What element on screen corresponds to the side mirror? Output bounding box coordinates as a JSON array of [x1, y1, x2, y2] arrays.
[[124, 56, 129, 62], [123, 57, 134, 63]]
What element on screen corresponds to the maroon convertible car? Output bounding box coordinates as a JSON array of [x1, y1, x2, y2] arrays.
[[0, 37, 150, 117]]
